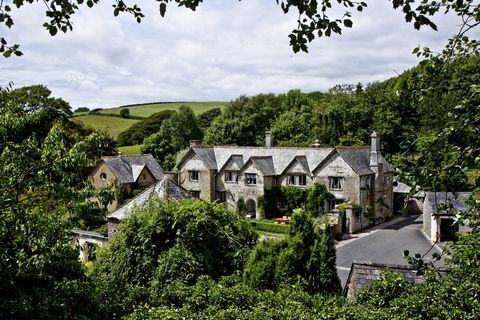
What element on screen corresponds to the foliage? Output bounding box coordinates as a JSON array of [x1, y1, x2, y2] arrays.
[[260, 183, 334, 218], [119, 107, 130, 118], [74, 106, 89, 113], [204, 94, 283, 146], [236, 197, 247, 217], [356, 270, 410, 308], [117, 110, 174, 146], [306, 182, 334, 216], [197, 107, 222, 132], [0, 84, 112, 319], [92, 198, 258, 317], [243, 209, 341, 295], [142, 106, 202, 170], [3, 0, 477, 55]]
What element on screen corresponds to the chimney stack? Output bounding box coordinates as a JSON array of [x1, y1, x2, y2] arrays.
[[190, 140, 201, 148], [265, 131, 274, 147], [370, 131, 380, 167]]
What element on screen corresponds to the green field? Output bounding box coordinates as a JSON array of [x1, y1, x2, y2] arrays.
[[118, 145, 143, 155], [71, 115, 140, 140], [95, 101, 227, 118]]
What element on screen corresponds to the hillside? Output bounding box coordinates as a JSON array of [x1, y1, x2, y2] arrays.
[[95, 101, 227, 118], [71, 115, 140, 140]]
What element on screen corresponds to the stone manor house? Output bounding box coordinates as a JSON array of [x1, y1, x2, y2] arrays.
[[177, 132, 394, 226]]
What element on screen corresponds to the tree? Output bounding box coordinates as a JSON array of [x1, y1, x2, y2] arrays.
[[117, 110, 175, 146], [120, 107, 130, 118], [243, 209, 341, 294], [92, 198, 258, 317], [197, 107, 222, 132], [0, 84, 113, 318], [1, 1, 478, 57], [142, 106, 202, 170]]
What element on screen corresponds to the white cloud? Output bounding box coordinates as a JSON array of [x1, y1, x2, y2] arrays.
[[1, 0, 477, 109]]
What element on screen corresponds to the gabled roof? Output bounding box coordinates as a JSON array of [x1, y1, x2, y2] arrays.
[[281, 155, 311, 176], [250, 156, 275, 176], [336, 147, 375, 176], [425, 192, 472, 216], [178, 144, 394, 177], [218, 154, 244, 173], [101, 154, 164, 183], [107, 177, 192, 220]]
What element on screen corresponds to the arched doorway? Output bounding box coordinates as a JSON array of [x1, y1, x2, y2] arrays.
[[246, 199, 256, 219]]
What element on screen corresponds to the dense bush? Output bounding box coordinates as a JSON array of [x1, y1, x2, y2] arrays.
[[243, 209, 341, 294], [92, 198, 258, 317]]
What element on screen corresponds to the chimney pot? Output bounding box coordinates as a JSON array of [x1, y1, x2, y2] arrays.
[[265, 131, 274, 147]]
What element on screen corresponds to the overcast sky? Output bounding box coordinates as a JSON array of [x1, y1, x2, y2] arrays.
[[1, 1, 475, 109]]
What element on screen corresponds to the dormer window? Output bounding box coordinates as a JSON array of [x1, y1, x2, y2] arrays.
[[100, 172, 107, 181], [189, 170, 199, 181], [245, 173, 257, 185], [287, 174, 307, 186], [329, 177, 343, 190], [225, 171, 239, 183]]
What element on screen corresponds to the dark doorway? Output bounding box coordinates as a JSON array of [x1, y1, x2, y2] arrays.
[[440, 218, 458, 242]]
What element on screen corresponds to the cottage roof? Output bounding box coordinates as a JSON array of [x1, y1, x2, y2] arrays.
[[250, 156, 275, 176], [425, 192, 472, 216], [101, 154, 164, 183], [336, 147, 394, 175], [181, 145, 394, 177], [281, 155, 311, 176], [107, 177, 192, 220]]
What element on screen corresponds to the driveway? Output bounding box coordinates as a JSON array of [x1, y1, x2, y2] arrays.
[[336, 214, 445, 288]]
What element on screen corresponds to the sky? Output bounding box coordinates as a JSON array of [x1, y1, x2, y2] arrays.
[[0, 0, 475, 109]]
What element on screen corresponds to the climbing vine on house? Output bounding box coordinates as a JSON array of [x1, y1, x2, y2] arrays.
[[259, 182, 334, 218]]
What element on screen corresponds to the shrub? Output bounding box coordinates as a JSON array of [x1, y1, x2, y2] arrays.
[[120, 108, 130, 118], [249, 220, 289, 234]]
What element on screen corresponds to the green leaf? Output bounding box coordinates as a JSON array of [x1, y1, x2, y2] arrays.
[[159, 3, 167, 17]]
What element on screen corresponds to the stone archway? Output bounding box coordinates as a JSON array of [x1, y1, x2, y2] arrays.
[[246, 199, 256, 219]]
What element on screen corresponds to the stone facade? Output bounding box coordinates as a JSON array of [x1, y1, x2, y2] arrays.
[[177, 132, 394, 231], [90, 154, 164, 212]]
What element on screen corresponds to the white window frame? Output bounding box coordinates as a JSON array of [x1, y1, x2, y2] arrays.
[[287, 174, 307, 186], [329, 177, 343, 190], [225, 171, 238, 183], [245, 173, 257, 185]]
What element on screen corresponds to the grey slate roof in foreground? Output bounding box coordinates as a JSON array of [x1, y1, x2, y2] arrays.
[[107, 177, 192, 221], [102, 154, 164, 183]]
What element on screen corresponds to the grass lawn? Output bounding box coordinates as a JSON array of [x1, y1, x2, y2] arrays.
[[71, 115, 140, 140], [95, 101, 227, 117], [118, 145, 143, 155], [249, 220, 290, 234]]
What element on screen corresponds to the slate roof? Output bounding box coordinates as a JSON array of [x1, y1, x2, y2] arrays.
[[250, 156, 275, 176], [425, 192, 472, 216], [182, 145, 396, 177], [107, 177, 192, 220], [336, 147, 394, 175], [189, 145, 334, 176], [101, 154, 164, 183], [281, 155, 311, 176]]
